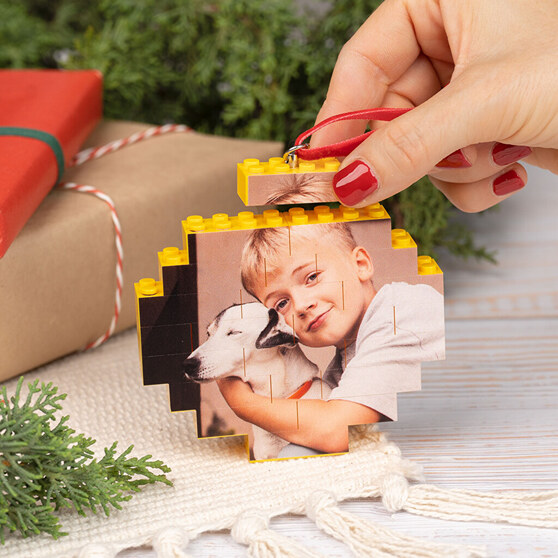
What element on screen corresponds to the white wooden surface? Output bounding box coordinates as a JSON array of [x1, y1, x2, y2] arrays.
[[121, 165, 558, 557]]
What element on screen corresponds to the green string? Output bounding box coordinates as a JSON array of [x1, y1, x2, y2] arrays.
[[0, 126, 65, 184]]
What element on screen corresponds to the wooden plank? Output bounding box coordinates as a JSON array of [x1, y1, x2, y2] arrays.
[[442, 165, 558, 320], [119, 165, 558, 556]]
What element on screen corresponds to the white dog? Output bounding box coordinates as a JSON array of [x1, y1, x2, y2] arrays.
[[183, 302, 331, 459]]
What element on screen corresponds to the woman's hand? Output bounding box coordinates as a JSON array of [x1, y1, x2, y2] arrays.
[[312, 0, 558, 211]]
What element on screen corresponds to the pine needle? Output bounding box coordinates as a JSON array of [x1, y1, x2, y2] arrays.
[[0, 378, 172, 543]]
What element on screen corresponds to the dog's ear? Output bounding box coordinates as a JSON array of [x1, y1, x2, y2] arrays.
[[256, 308, 297, 349]]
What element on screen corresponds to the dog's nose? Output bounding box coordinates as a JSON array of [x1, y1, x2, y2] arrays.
[[183, 356, 201, 380]]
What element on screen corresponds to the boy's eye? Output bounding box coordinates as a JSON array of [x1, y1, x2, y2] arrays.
[[275, 299, 289, 312], [227, 330, 242, 336], [306, 271, 319, 284]]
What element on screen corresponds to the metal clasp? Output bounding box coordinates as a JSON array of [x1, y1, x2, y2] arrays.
[[282, 143, 309, 168]]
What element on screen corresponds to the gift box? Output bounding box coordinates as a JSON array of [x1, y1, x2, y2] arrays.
[[0, 120, 281, 381], [0, 69, 103, 257]]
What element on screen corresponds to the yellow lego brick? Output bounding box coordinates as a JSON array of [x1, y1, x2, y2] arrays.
[[417, 255, 443, 275], [135, 278, 164, 299], [237, 156, 342, 206], [134, 277, 164, 375], [155, 246, 191, 296], [181, 203, 391, 244], [391, 228, 417, 249], [159, 246, 189, 265], [158, 246, 189, 279]]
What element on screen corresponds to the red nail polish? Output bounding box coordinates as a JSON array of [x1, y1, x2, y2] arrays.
[[333, 160, 378, 206], [493, 170, 525, 196], [492, 143, 532, 166], [436, 149, 472, 169]]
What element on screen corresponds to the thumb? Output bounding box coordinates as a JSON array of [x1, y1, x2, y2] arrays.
[[332, 80, 495, 207]]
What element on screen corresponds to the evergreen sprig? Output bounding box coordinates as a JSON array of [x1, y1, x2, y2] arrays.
[[0, 0, 494, 262], [0, 378, 172, 543]]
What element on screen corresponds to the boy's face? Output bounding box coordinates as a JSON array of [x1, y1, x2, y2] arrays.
[[253, 240, 375, 349]]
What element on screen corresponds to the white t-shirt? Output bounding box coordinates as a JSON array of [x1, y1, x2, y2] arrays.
[[324, 282, 445, 421]]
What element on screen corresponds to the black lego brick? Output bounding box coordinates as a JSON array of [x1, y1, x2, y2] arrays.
[[161, 263, 198, 296], [138, 293, 198, 327], [140, 322, 199, 358], [142, 353, 192, 385], [169, 381, 201, 421]]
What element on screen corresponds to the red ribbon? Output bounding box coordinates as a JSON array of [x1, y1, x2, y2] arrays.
[[294, 107, 412, 160]]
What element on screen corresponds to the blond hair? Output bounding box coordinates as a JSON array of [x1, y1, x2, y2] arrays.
[[265, 174, 333, 205], [241, 222, 357, 298]]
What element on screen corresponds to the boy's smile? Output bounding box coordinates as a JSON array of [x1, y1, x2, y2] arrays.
[[255, 241, 376, 348], [307, 307, 331, 332]]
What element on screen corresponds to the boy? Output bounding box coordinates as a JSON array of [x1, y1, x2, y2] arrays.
[[218, 222, 444, 455]]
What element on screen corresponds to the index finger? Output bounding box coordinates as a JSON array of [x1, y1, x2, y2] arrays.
[[311, 0, 431, 147]]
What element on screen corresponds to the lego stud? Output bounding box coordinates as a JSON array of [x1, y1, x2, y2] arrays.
[[139, 278, 158, 296], [365, 203, 386, 218], [289, 207, 305, 216], [238, 211, 257, 228], [243, 158, 260, 166], [265, 215, 283, 227], [418, 255, 437, 274], [213, 213, 231, 229], [187, 215, 205, 231], [263, 209, 282, 227], [324, 159, 340, 172], [392, 229, 413, 248], [299, 161, 316, 172], [273, 163, 291, 173], [314, 205, 331, 215], [317, 211, 334, 223], [341, 206, 359, 220], [268, 157, 284, 166], [162, 247, 181, 264], [215, 219, 231, 230], [291, 214, 309, 225]]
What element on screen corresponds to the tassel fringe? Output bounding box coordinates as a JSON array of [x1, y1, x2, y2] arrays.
[[232, 509, 324, 558], [305, 490, 486, 558], [74, 444, 557, 558], [405, 484, 558, 529], [152, 527, 193, 558]]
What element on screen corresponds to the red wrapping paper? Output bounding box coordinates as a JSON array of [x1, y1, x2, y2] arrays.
[[0, 70, 102, 257]]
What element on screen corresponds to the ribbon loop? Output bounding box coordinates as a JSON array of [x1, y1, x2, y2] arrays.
[[293, 107, 412, 160]]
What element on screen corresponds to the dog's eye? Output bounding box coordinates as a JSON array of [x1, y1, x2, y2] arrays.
[[227, 330, 241, 336]]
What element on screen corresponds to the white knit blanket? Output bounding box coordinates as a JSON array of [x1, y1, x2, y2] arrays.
[[2, 329, 556, 558], [0, 329, 415, 557]]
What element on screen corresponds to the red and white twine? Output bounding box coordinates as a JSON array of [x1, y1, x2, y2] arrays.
[[58, 124, 192, 350], [70, 123, 191, 166]]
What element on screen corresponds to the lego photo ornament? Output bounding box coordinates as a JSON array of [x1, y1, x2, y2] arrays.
[[4, 107, 556, 558], [136, 108, 445, 461], [136, 207, 445, 461]]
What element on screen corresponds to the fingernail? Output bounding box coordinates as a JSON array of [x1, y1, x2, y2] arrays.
[[436, 149, 472, 168], [492, 143, 532, 166], [333, 160, 378, 206], [493, 169, 525, 196]]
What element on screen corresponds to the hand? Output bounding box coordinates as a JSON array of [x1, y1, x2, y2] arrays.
[[312, 0, 558, 211]]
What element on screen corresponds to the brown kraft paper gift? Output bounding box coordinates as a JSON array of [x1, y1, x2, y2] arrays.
[[0, 120, 280, 381]]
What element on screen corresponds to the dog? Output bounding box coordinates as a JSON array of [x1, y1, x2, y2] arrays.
[[183, 302, 331, 459]]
